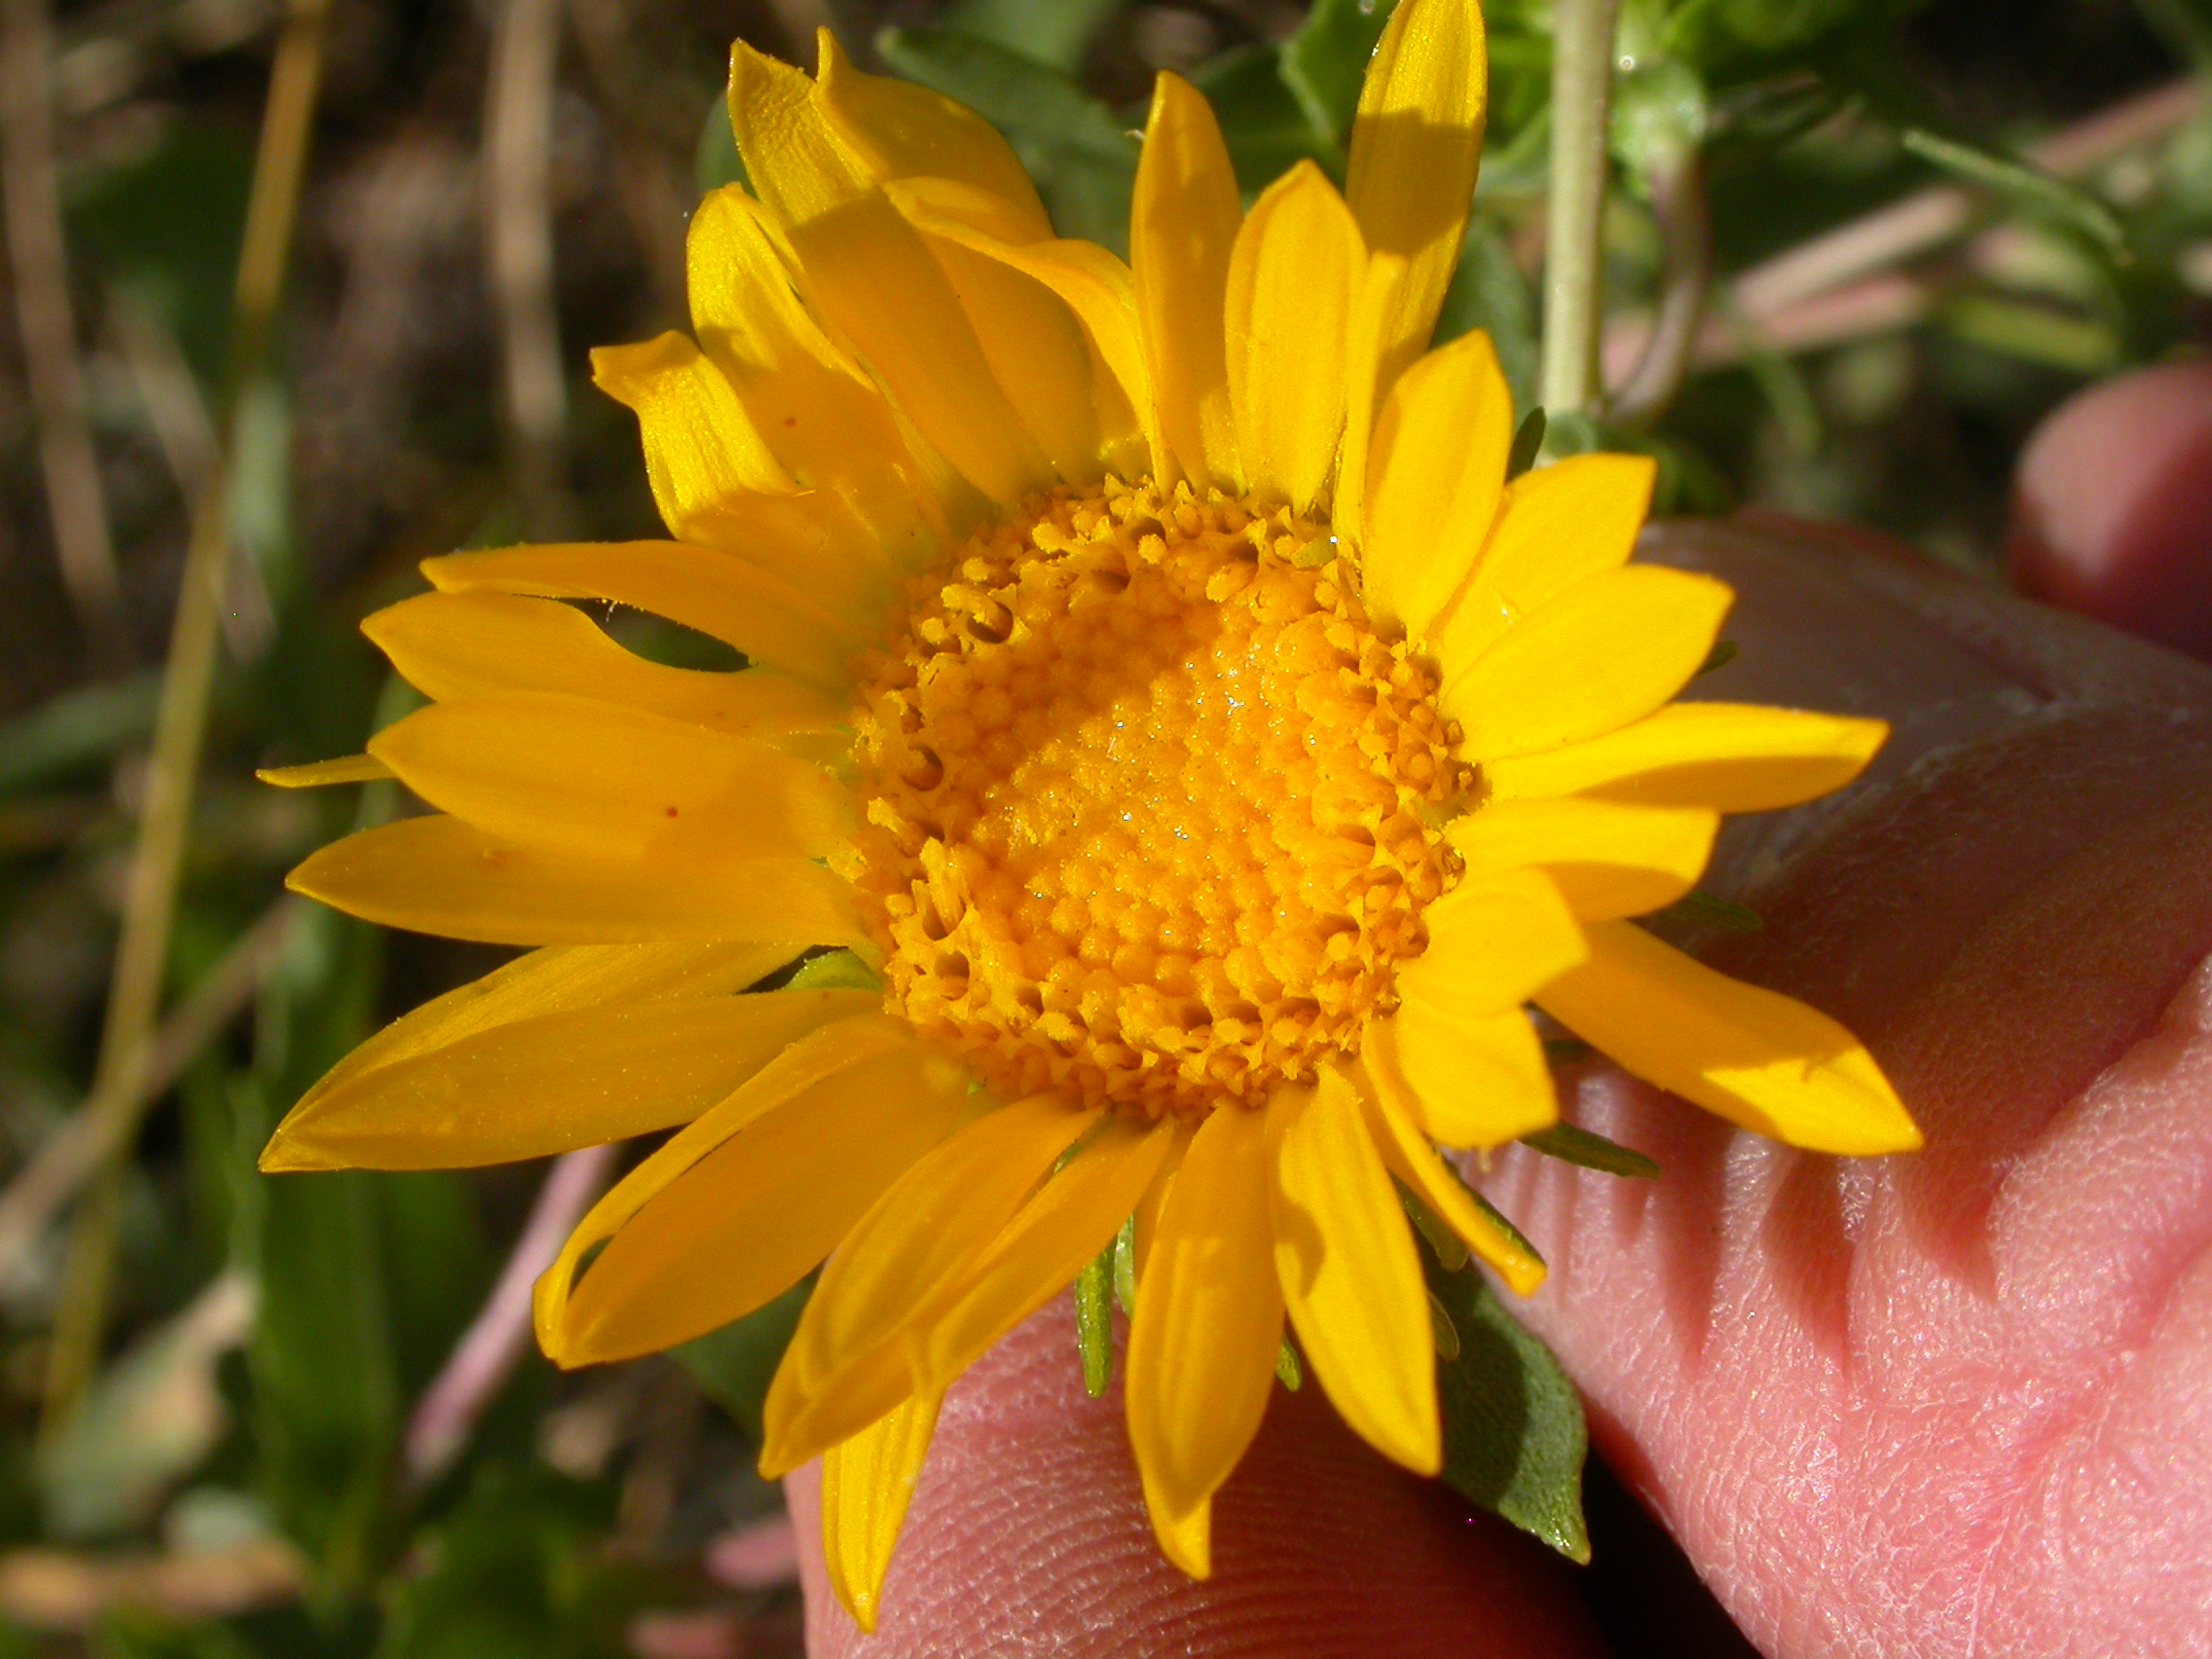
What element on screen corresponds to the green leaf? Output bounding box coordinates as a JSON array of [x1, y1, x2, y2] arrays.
[[1190, 46, 1337, 195], [1941, 293, 2120, 375], [244, 904, 402, 1603], [940, 0, 1123, 74], [0, 675, 159, 797], [1899, 128, 2129, 260], [694, 95, 748, 197], [1273, 1336, 1303, 1391], [1610, 56, 1709, 187], [373, 1462, 661, 1659], [1435, 218, 1541, 416], [1278, 0, 1398, 153], [1398, 1183, 1469, 1272], [673, 1275, 814, 1442], [1695, 639, 1740, 677], [1519, 1122, 1661, 1180], [1426, 1254, 1590, 1562], [1505, 406, 1547, 479]]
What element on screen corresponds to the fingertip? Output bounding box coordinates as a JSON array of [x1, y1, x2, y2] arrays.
[[2009, 359, 2212, 661], [787, 1298, 1610, 1657]]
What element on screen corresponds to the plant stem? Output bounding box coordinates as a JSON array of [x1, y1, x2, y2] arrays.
[[39, 0, 334, 1437], [485, 0, 576, 538], [0, 0, 127, 662], [1538, 0, 1621, 424]]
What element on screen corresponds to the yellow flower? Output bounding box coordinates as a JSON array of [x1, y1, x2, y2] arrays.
[[261, 0, 1919, 1628]]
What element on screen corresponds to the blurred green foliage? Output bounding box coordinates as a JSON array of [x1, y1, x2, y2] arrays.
[[0, 0, 2204, 1654]]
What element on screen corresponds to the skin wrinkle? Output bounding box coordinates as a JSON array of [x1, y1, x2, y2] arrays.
[[793, 1299, 1607, 1657], [1480, 521, 2212, 1657]]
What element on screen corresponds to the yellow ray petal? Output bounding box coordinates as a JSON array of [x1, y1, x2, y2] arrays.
[[1361, 329, 1514, 637], [1131, 73, 1242, 490], [911, 1114, 1176, 1388], [1352, 1068, 1546, 1296], [821, 1387, 943, 1636], [362, 593, 845, 738], [726, 43, 1051, 507], [592, 329, 795, 499], [1267, 1072, 1437, 1474], [1447, 798, 1719, 922], [1396, 867, 1587, 1015], [262, 987, 878, 1171], [368, 693, 854, 865], [269, 941, 797, 1162], [258, 755, 390, 788], [889, 179, 1151, 472], [1482, 701, 1889, 812], [1442, 566, 1734, 759], [1534, 920, 1921, 1156], [1363, 1005, 1557, 1150], [1429, 453, 1656, 671], [423, 541, 864, 690], [288, 815, 866, 948], [814, 32, 1050, 232], [794, 196, 1053, 506], [589, 335, 901, 623], [760, 1093, 1098, 1474], [686, 186, 942, 565], [535, 1014, 916, 1351], [1223, 162, 1362, 514], [726, 40, 868, 223], [885, 176, 1136, 481], [1124, 1101, 1279, 1580], [1127, 1120, 1190, 1288], [545, 1021, 970, 1364], [915, 226, 1104, 485], [1344, 0, 1487, 394], [1331, 249, 1406, 544]]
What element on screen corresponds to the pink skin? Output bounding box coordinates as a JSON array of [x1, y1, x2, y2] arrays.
[[2009, 358, 2212, 662], [786, 369, 2212, 1656]]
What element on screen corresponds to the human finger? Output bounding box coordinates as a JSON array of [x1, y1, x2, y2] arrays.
[[1485, 512, 2212, 1656], [789, 1297, 1610, 1657], [2009, 358, 2212, 660]]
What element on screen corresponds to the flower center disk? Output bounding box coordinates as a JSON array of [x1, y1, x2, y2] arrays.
[[848, 480, 1471, 1116]]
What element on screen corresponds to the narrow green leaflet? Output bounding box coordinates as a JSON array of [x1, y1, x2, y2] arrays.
[[1899, 128, 2128, 259], [1074, 1238, 1114, 1396], [1520, 1121, 1662, 1180], [1505, 406, 1548, 478], [673, 1275, 815, 1443], [1425, 1253, 1590, 1563]]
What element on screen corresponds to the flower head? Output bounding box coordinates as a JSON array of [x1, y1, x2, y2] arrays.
[[261, 0, 1918, 1627]]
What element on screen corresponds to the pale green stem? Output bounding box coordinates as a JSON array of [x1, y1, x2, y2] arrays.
[[1539, 0, 1622, 423], [39, 0, 334, 1436]]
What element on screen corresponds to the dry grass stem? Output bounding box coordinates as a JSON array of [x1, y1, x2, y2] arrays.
[[1, 0, 126, 661]]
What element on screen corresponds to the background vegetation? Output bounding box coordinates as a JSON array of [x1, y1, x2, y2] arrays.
[[0, 0, 2203, 1653]]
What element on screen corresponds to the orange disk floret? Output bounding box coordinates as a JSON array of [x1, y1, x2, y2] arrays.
[[845, 478, 1475, 1116]]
